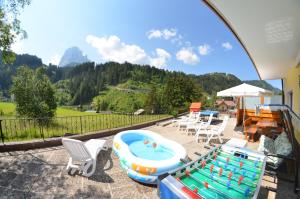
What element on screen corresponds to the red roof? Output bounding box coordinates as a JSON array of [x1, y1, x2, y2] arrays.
[[190, 102, 201, 109], [216, 99, 235, 107]]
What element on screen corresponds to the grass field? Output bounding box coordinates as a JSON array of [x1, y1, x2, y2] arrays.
[[0, 102, 171, 142], [0, 102, 16, 116], [0, 102, 97, 118]]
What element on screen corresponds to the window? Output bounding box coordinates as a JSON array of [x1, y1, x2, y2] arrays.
[[287, 90, 293, 109]]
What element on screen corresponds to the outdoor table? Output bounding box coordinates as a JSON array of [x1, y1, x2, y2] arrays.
[[256, 120, 278, 128], [200, 110, 219, 117], [256, 119, 278, 137]]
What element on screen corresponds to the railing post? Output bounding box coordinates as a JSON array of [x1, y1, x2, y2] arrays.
[[40, 126, 45, 141], [0, 120, 4, 144], [80, 116, 83, 134], [130, 113, 133, 126]]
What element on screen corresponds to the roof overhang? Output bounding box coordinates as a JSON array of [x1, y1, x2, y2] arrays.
[[203, 0, 300, 80]]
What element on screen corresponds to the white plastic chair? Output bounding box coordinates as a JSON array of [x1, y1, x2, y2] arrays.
[[195, 116, 229, 144], [186, 113, 213, 134], [62, 138, 108, 177], [172, 111, 194, 126], [178, 112, 202, 130]]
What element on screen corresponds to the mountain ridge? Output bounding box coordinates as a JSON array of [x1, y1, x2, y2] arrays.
[[58, 47, 89, 67], [0, 52, 281, 103]]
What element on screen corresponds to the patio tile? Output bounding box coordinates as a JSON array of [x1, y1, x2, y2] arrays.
[[30, 176, 65, 194], [41, 165, 64, 178], [109, 172, 136, 190], [0, 155, 17, 170], [0, 187, 28, 199], [0, 171, 17, 187], [8, 174, 37, 191], [79, 184, 111, 199], [46, 154, 69, 165], [134, 183, 156, 194], [26, 192, 66, 199], [111, 184, 144, 199]]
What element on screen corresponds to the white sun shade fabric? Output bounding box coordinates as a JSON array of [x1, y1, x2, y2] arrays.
[[217, 83, 273, 97], [203, 0, 300, 80]]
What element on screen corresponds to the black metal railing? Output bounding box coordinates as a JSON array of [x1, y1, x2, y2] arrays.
[[0, 113, 170, 143]]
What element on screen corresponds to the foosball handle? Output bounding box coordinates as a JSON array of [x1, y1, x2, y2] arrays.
[[180, 158, 189, 164], [194, 152, 201, 156]]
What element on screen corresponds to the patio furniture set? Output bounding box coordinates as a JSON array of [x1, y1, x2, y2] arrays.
[[172, 111, 228, 145], [244, 117, 282, 142]]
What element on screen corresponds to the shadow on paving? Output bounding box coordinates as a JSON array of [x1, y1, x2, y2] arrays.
[[87, 148, 114, 183], [0, 147, 116, 198]]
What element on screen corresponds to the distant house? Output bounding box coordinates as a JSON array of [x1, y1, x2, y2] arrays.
[[215, 99, 235, 112]]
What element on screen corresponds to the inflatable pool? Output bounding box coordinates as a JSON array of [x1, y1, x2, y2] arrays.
[[113, 130, 187, 184]]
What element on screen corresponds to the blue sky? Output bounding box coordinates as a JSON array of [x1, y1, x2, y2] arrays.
[[13, 0, 281, 89]]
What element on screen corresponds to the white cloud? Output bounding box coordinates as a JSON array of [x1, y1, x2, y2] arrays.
[[86, 35, 148, 64], [222, 42, 233, 50], [147, 28, 177, 40], [11, 39, 24, 54], [176, 47, 199, 65], [86, 35, 171, 68], [149, 48, 171, 68], [198, 44, 212, 55], [171, 34, 183, 46], [48, 54, 61, 65]]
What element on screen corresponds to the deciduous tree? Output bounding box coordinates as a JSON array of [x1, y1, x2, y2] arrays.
[[11, 66, 57, 121]]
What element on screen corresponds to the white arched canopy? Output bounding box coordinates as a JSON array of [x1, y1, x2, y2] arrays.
[[203, 0, 300, 80]]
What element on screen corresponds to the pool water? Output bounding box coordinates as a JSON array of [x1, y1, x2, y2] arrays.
[[129, 140, 174, 160]]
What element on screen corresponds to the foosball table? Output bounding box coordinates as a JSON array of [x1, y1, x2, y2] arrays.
[[158, 145, 266, 199]]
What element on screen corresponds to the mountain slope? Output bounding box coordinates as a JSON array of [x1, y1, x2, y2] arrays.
[[0, 52, 281, 103], [243, 80, 281, 94]]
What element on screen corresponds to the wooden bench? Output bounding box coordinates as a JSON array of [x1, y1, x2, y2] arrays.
[[243, 118, 258, 142]]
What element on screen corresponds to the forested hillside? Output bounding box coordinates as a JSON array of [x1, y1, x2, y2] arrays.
[[0, 53, 43, 96], [0, 53, 281, 113]]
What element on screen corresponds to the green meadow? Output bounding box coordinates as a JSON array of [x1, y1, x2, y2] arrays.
[[0, 102, 170, 142]]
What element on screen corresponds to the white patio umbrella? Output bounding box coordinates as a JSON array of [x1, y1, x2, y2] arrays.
[[217, 83, 273, 129], [217, 83, 273, 97]]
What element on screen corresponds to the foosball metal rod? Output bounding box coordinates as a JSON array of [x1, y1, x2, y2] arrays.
[[185, 171, 237, 199], [209, 153, 260, 171], [194, 152, 259, 183], [194, 161, 256, 187], [217, 150, 263, 166], [200, 154, 257, 175], [190, 166, 254, 196]]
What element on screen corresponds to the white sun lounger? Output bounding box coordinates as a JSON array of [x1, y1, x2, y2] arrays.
[[62, 138, 108, 177], [186, 113, 213, 134], [172, 111, 195, 126], [195, 116, 229, 145], [178, 112, 202, 130]]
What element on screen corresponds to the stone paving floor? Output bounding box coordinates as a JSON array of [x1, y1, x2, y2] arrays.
[[0, 116, 298, 198]]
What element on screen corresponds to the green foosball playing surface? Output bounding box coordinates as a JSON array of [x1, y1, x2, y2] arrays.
[[173, 148, 265, 199]]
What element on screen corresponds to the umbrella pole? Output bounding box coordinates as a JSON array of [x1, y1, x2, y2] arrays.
[[242, 97, 245, 132]]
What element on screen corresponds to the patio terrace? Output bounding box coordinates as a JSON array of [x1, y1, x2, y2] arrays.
[[0, 115, 298, 199]]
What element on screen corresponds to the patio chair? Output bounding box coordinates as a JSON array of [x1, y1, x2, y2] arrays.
[[62, 138, 108, 177], [195, 116, 229, 145], [178, 112, 202, 130], [186, 113, 213, 134], [172, 111, 194, 126]]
